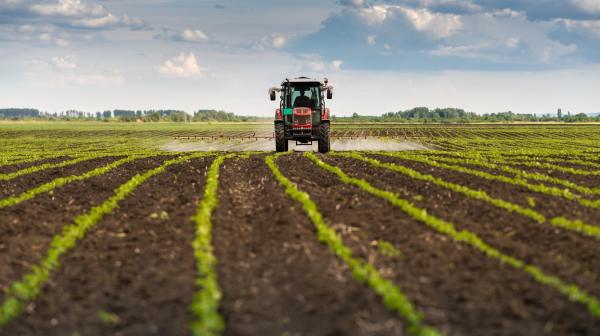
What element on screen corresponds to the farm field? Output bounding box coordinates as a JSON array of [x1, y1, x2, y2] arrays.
[[1, 122, 600, 335]]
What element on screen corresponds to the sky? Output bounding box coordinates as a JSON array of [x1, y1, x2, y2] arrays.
[[0, 0, 599, 116]]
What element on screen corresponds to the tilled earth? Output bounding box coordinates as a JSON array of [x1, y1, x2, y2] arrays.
[[1, 153, 600, 336]]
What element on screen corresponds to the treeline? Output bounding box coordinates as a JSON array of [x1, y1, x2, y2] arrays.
[[0, 108, 266, 122], [331, 107, 600, 123], [2, 107, 598, 123]]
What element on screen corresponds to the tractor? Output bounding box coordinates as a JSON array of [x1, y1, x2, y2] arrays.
[[269, 77, 333, 153]]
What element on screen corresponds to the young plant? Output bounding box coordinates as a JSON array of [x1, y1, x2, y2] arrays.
[[266, 152, 440, 336], [305, 152, 600, 319]]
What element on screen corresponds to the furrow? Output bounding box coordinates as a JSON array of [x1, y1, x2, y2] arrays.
[[305, 152, 600, 319]]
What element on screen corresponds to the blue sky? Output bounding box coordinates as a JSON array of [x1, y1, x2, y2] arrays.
[[0, 0, 599, 116]]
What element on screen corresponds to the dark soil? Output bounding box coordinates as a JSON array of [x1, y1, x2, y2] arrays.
[[0, 156, 172, 296], [0, 156, 124, 199], [0, 156, 70, 174], [324, 155, 600, 298], [372, 155, 600, 227], [276, 153, 600, 336], [212, 155, 405, 336], [3, 157, 211, 336]]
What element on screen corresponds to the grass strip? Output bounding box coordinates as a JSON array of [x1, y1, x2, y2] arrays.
[[0, 154, 162, 209], [305, 152, 600, 319], [0, 156, 105, 181], [189, 154, 235, 336], [381, 153, 600, 209], [334, 152, 600, 240], [266, 152, 441, 336], [0, 152, 211, 327]]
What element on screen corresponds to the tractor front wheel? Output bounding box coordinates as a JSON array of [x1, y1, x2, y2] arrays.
[[318, 122, 330, 153], [275, 122, 287, 152]]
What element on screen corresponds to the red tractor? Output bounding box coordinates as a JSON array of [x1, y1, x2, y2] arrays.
[[269, 77, 333, 153]]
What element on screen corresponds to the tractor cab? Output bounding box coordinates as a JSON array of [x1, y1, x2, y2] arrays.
[[269, 77, 333, 153]]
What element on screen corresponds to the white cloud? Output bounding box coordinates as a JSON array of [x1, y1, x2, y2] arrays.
[[57, 72, 125, 86], [367, 34, 376, 45], [72, 13, 146, 29], [398, 7, 463, 38], [155, 28, 209, 43], [159, 52, 204, 78], [50, 56, 76, 69], [570, 0, 600, 14], [430, 43, 489, 57], [267, 33, 287, 48], [558, 19, 600, 36], [332, 59, 343, 70], [30, 0, 107, 17], [356, 5, 463, 38], [3, 0, 147, 30], [180, 29, 208, 42], [536, 41, 577, 63], [55, 38, 69, 47]]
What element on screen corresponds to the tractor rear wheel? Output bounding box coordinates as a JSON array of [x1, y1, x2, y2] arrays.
[[318, 122, 330, 153], [275, 122, 287, 152]]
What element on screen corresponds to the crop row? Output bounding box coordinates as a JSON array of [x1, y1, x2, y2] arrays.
[[0, 152, 213, 326], [403, 153, 600, 196], [301, 152, 600, 321], [381, 152, 600, 209], [334, 152, 600, 240], [266, 153, 440, 336], [0, 154, 161, 209], [414, 151, 600, 170], [2, 151, 599, 335], [422, 151, 600, 178]]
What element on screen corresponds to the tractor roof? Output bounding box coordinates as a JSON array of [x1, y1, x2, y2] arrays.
[[281, 76, 323, 86]]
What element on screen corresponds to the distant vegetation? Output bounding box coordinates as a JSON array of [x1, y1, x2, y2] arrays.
[[1, 107, 598, 123], [332, 107, 599, 123], [0, 108, 267, 122]]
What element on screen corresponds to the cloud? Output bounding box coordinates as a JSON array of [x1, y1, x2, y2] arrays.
[[154, 28, 209, 43], [50, 55, 76, 69], [265, 33, 287, 48], [557, 18, 600, 37], [59, 72, 124, 86], [26, 55, 125, 86], [289, 0, 600, 70], [158, 52, 205, 78], [332, 59, 343, 70], [569, 0, 600, 15], [378, 0, 600, 20], [30, 0, 106, 17], [397, 6, 463, 38], [0, 0, 148, 30], [0, 23, 71, 47], [339, 0, 367, 8], [71, 13, 146, 29]]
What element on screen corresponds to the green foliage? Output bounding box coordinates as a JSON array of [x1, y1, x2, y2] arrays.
[[395, 153, 600, 209], [0, 152, 211, 327], [305, 152, 600, 319], [0, 155, 156, 209], [97, 310, 120, 324], [266, 152, 440, 336], [378, 240, 403, 258], [189, 154, 235, 336], [341, 152, 600, 240], [0, 156, 103, 181]]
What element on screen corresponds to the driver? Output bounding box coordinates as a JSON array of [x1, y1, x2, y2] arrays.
[[293, 89, 312, 108]]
